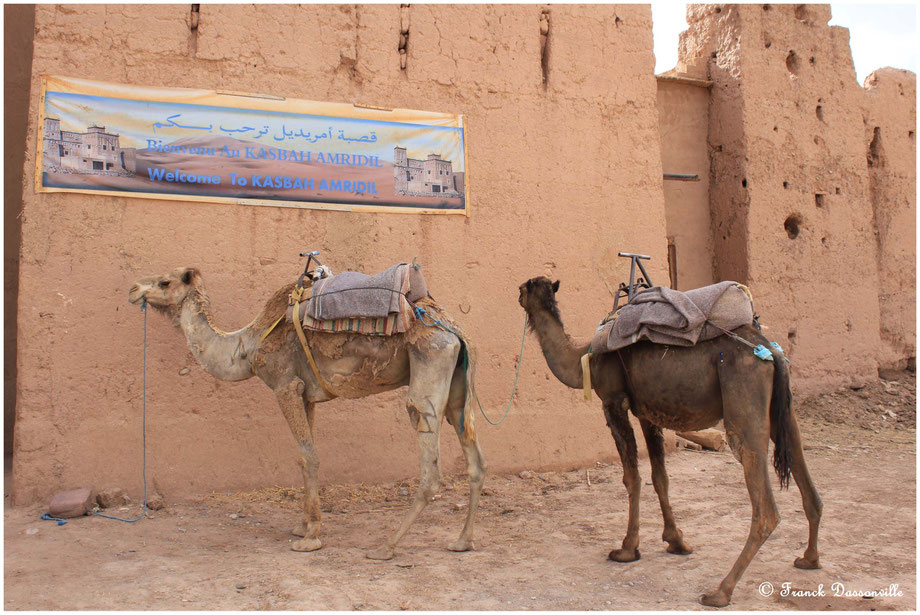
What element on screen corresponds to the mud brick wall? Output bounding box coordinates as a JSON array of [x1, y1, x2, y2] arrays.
[[676, 4, 915, 394], [13, 5, 670, 503], [863, 68, 917, 371]]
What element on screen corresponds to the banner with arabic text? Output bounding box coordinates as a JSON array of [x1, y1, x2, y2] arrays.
[[37, 76, 468, 214]]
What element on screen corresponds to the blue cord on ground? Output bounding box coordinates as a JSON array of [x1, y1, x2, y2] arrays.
[[41, 513, 67, 526]]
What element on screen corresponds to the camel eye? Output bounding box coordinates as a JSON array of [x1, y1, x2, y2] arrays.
[[159, 280, 171, 289]]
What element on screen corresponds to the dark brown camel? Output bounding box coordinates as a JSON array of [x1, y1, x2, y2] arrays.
[[518, 276, 822, 607]]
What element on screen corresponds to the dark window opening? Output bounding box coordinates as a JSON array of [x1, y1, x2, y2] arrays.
[[92, 160, 104, 170]]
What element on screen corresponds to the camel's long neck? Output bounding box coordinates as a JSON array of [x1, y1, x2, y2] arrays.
[[177, 289, 259, 382], [529, 308, 590, 389]]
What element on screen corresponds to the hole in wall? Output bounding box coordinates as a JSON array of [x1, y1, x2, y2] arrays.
[[815, 105, 824, 121], [763, 4, 771, 10], [715, 7, 722, 13], [765, 41, 772, 48], [742, 178, 747, 188], [788, 328, 797, 342], [867, 126, 884, 168], [794, 4, 809, 21], [711, 51, 718, 59], [814, 193, 826, 208], [785, 50, 801, 76], [809, 56, 816, 66], [784, 214, 802, 239], [821, 236, 828, 247], [909, 130, 915, 141], [845, 319, 853, 332], [783, 181, 789, 189], [773, 125, 779, 132], [835, 187, 841, 194]]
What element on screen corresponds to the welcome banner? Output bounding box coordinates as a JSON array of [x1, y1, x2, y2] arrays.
[[37, 76, 468, 214]]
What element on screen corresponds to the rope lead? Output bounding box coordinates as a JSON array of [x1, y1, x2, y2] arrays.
[[92, 297, 148, 523]]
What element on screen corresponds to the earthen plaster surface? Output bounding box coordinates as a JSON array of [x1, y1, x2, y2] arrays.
[[13, 4, 670, 503], [10, 4, 915, 504], [677, 4, 915, 394]]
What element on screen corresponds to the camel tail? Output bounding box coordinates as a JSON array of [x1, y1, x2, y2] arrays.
[[456, 333, 478, 444], [769, 344, 793, 490]]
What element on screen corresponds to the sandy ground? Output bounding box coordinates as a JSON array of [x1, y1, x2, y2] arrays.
[[5, 371, 915, 611]]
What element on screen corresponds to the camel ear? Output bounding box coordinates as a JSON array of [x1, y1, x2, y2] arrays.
[[181, 268, 198, 285], [552, 280, 560, 293]]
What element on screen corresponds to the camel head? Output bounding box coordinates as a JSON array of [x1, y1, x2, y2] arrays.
[[518, 276, 561, 323], [128, 267, 201, 313]]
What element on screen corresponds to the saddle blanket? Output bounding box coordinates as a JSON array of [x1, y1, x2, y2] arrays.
[[287, 262, 430, 336], [590, 281, 755, 354]]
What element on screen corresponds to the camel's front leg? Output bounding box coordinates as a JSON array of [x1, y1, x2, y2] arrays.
[[602, 395, 642, 562], [366, 331, 460, 560], [275, 377, 322, 552]]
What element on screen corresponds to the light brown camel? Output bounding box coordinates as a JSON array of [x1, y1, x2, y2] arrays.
[[128, 266, 486, 560], [518, 277, 822, 607]]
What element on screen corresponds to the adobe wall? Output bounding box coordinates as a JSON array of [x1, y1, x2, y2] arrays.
[[4, 5, 34, 454], [677, 4, 915, 394], [863, 68, 917, 370], [657, 76, 715, 290], [13, 5, 670, 504]]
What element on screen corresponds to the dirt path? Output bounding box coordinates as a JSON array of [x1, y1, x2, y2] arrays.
[[5, 374, 916, 611]]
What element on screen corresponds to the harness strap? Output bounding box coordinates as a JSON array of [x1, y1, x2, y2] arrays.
[[581, 352, 593, 401], [258, 314, 285, 345], [290, 286, 332, 396]]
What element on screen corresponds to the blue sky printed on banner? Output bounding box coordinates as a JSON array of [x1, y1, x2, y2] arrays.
[[44, 91, 465, 171]]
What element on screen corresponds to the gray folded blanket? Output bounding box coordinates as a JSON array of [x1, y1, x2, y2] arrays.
[[307, 262, 429, 321], [590, 281, 755, 354]]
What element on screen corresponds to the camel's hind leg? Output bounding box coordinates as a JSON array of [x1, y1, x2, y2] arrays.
[[274, 377, 323, 552], [701, 365, 778, 608], [602, 394, 642, 563], [366, 329, 460, 561], [639, 418, 692, 555], [444, 363, 487, 552], [781, 413, 822, 569]]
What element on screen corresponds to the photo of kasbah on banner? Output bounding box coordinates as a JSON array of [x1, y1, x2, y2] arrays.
[[36, 75, 469, 215]]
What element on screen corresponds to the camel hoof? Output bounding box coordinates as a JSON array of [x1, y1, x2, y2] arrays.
[[365, 546, 395, 561], [699, 590, 731, 608], [292, 524, 307, 538], [608, 548, 640, 563], [291, 537, 322, 552], [448, 539, 474, 552], [666, 541, 693, 555], [794, 556, 821, 569]]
